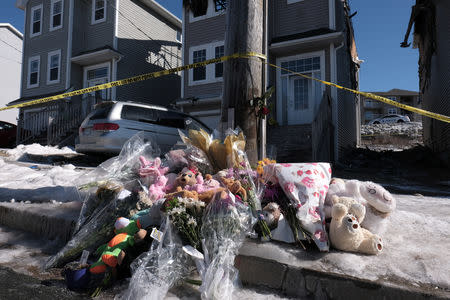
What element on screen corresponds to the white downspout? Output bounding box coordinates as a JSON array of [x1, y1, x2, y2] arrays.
[[65, 0, 73, 90], [330, 41, 344, 162]]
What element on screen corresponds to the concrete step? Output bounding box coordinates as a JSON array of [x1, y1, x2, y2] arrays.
[[0, 201, 448, 300]]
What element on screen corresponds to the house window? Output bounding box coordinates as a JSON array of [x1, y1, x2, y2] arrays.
[[215, 0, 226, 12], [176, 30, 182, 43], [50, 0, 63, 30], [193, 49, 206, 81], [287, 0, 303, 3], [387, 108, 397, 115], [92, 0, 106, 24], [87, 66, 108, 80], [27, 56, 40, 88], [387, 96, 397, 101], [47, 50, 61, 84], [215, 45, 224, 78], [30, 4, 43, 37]]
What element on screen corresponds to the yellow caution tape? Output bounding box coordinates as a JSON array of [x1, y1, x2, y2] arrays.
[[0, 52, 266, 111], [261, 60, 450, 124]]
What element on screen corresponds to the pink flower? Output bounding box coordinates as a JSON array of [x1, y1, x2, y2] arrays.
[[297, 170, 303, 176], [313, 192, 319, 198], [310, 163, 318, 166], [280, 163, 292, 167], [320, 172, 325, 179], [309, 206, 320, 219], [284, 182, 295, 193], [323, 184, 329, 191], [306, 170, 312, 175], [301, 177, 314, 188], [313, 169, 319, 175], [314, 230, 327, 242], [328, 167, 332, 174]]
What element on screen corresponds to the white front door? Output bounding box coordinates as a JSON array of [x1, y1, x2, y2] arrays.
[[287, 77, 314, 124], [83, 63, 110, 115]]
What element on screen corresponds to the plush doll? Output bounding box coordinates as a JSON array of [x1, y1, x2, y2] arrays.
[[165, 167, 198, 193], [325, 195, 366, 223], [185, 173, 224, 203], [139, 157, 169, 187], [89, 217, 147, 274], [165, 189, 199, 201], [148, 175, 168, 202], [324, 178, 396, 234], [220, 177, 248, 201], [329, 203, 383, 255], [262, 202, 281, 230]]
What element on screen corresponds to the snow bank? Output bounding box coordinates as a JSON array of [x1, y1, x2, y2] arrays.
[[0, 158, 89, 203], [361, 122, 422, 137], [315, 193, 450, 289], [5, 144, 77, 161]]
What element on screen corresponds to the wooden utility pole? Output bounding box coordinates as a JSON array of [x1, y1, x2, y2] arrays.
[[221, 0, 263, 165]]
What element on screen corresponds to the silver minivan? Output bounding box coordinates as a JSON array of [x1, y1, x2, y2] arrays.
[[75, 101, 210, 154]]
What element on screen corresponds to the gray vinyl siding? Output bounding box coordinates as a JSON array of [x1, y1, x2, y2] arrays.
[[116, 0, 181, 106], [183, 10, 226, 99], [71, 0, 115, 56], [270, 0, 329, 40], [423, 0, 450, 153], [335, 0, 345, 32], [21, 0, 69, 97]]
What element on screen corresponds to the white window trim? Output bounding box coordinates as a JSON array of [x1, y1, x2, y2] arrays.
[[275, 50, 326, 125], [91, 0, 107, 25], [50, 0, 64, 31], [188, 41, 224, 86], [30, 4, 43, 38], [189, 0, 225, 23], [83, 62, 111, 87], [47, 49, 62, 85], [287, 0, 303, 3], [27, 55, 40, 89]]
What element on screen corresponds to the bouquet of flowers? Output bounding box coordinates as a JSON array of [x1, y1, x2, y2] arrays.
[[162, 196, 206, 251]]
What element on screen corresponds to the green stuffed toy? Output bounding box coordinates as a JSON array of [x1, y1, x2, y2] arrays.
[[89, 217, 147, 274]]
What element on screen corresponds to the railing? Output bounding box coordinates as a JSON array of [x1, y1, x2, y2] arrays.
[[17, 95, 102, 146], [312, 91, 334, 162]]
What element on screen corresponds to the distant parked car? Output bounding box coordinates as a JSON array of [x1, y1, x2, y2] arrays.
[[76, 101, 211, 155], [368, 114, 411, 125], [0, 121, 17, 148]]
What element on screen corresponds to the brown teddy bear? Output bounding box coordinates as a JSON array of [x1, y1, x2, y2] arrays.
[[220, 177, 247, 201]]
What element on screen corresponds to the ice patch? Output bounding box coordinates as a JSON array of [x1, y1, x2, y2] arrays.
[[5, 143, 76, 161]]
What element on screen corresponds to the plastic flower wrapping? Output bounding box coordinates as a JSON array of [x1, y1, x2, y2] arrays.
[[47, 127, 347, 299]]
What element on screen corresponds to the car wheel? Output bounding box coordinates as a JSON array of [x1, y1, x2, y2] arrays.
[[397, 120, 404, 123]]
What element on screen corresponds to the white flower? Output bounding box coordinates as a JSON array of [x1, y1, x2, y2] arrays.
[[187, 217, 197, 226], [195, 201, 205, 208]]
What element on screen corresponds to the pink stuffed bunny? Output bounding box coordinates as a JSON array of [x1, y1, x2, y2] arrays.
[[139, 156, 169, 178], [148, 175, 168, 202]]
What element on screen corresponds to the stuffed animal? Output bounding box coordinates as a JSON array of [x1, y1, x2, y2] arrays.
[[185, 173, 224, 203], [262, 202, 281, 230], [148, 175, 168, 202], [220, 177, 247, 201], [329, 203, 383, 255], [165, 188, 199, 201], [165, 167, 198, 193], [325, 195, 366, 223], [324, 178, 396, 234], [139, 157, 169, 188], [89, 217, 147, 274]]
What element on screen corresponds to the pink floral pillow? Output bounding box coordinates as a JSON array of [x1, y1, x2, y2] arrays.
[[270, 163, 331, 251]]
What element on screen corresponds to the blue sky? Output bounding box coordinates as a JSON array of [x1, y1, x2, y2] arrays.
[[0, 0, 418, 92]]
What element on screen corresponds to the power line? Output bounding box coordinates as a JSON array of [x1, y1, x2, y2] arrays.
[[0, 37, 23, 54]]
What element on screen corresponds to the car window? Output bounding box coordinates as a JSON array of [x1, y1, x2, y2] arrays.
[[90, 104, 113, 120], [185, 116, 209, 132], [121, 105, 157, 123], [155, 110, 185, 129]]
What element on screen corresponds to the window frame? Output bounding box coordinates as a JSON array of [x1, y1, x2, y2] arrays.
[[91, 0, 107, 25], [287, 0, 304, 3], [190, 0, 226, 23], [188, 41, 224, 86], [30, 4, 43, 38], [176, 30, 182, 43], [47, 49, 62, 85], [214, 45, 224, 78], [27, 55, 41, 89], [50, 0, 64, 31]]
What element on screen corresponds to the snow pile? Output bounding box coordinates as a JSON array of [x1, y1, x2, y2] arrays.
[[361, 122, 422, 137], [5, 144, 77, 161], [315, 194, 450, 289], [0, 158, 89, 203]]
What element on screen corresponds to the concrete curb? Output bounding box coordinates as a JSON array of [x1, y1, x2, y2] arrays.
[[0, 202, 448, 300], [237, 240, 449, 300]]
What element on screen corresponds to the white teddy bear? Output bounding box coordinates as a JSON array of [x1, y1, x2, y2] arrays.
[[324, 178, 396, 234]]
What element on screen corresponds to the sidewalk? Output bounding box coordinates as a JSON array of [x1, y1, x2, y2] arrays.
[[0, 193, 448, 299]]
